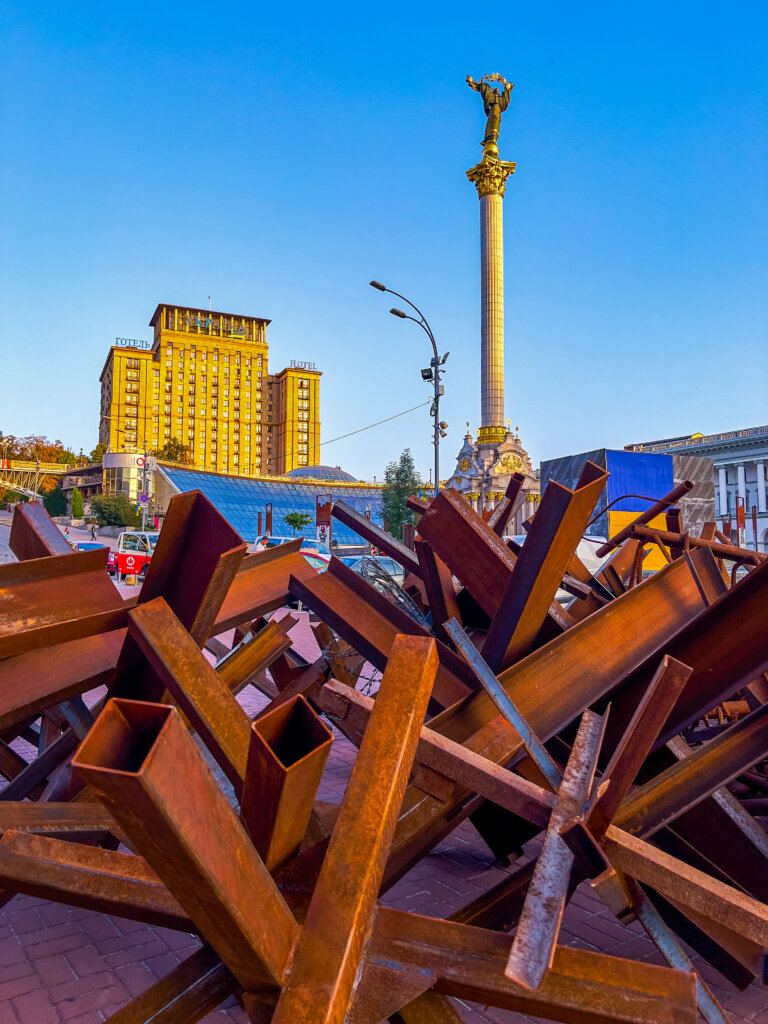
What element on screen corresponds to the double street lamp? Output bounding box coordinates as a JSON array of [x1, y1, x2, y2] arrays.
[[369, 281, 448, 497]]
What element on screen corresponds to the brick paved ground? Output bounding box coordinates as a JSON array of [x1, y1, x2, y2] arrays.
[[2, 604, 768, 1022]]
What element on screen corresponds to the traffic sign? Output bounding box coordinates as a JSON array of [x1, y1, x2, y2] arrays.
[[139, 494, 150, 506]]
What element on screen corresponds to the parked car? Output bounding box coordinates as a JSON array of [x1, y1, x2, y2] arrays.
[[340, 554, 405, 587], [260, 535, 332, 557], [72, 541, 118, 576], [114, 530, 160, 581]]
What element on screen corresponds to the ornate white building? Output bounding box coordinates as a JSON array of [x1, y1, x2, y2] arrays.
[[445, 422, 540, 532]]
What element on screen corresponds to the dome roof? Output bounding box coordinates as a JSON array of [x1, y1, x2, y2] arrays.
[[287, 464, 358, 483]]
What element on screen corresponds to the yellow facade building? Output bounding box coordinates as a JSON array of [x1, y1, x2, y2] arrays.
[[99, 303, 321, 477]]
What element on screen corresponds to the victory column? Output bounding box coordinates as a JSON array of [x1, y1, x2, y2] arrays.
[[446, 74, 540, 528]]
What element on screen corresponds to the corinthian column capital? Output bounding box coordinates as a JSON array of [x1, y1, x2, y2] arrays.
[[466, 155, 517, 198]]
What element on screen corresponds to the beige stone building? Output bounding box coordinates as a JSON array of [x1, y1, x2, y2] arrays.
[[99, 303, 321, 476]]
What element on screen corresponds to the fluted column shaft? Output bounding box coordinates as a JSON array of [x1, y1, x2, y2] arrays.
[[480, 193, 505, 429]]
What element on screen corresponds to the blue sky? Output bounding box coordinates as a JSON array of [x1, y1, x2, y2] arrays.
[[1, 1, 766, 481]]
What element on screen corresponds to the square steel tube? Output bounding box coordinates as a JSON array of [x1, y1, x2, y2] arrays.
[[241, 694, 333, 871], [72, 698, 298, 990]]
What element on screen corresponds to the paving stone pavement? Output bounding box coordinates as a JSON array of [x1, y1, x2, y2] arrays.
[[2, 608, 768, 1022]]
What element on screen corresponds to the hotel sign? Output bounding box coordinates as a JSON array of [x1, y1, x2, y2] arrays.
[[115, 338, 152, 349], [182, 313, 248, 336], [290, 360, 318, 371]]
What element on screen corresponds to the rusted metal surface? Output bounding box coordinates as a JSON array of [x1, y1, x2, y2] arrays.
[[595, 480, 694, 557], [0, 830, 191, 930], [631, 523, 764, 565], [72, 699, 299, 989], [9, 500, 76, 560], [482, 461, 608, 669], [241, 694, 332, 870], [103, 945, 237, 1024], [332, 499, 422, 578], [365, 909, 696, 1024], [506, 710, 605, 989], [414, 540, 460, 646], [0, 547, 126, 658], [488, 472, 526, 536], [289, 555, 477, 708], [216, 619, 293, 695], [271, 635, 438, 1024], [213, 539, 317, 633], [125, 598, 253, 791], [3, 472, 768, 1020]]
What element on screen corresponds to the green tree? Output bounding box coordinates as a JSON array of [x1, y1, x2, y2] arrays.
[[71, 487, 84, 519], [91, 494, 140, 528], [42, 486, 67, 517], [90, 442, 108, 463], [152, 438, 191, 464], [381, 449, 423, 540], [284, 511, 313, 536]]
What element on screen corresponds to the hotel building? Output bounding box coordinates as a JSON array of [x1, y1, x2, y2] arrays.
[[99, 303, 321, 477]]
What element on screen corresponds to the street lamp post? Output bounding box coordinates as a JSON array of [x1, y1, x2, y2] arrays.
[[369, 281, 448, 498]]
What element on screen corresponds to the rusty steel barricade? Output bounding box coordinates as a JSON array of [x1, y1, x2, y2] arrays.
[[0, 484, 767, 1022]]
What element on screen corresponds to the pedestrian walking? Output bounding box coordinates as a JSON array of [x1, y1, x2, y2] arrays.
[[254, 535, 269, 553], [90, 523, 97, 540], [64, 526, 70, 540]]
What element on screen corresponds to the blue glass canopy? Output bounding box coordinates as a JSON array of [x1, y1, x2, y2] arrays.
[[160, 466, 383, 545]]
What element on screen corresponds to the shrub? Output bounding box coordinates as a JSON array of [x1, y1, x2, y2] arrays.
[[71, 487, 84, 519], [91, 494, 140, 528]]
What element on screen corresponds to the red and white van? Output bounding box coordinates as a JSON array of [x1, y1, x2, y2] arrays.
[[115, 530, 159, 581]]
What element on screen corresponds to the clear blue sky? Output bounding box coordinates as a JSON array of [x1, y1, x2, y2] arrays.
[[2, 1, 766, 481]]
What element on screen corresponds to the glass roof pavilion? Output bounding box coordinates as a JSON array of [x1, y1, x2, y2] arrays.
[[158, 465, 384, 545]]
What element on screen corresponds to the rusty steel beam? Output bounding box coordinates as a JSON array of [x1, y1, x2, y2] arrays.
[[0, 547, 127, 659], [0, 830, 192, 930], [631, 524, 764, 565], [0, 802, 119, 840], [137, 490, 247, 641], [488, 472, 526, 537], [414, 540, 460, 647], [506, 711, 605, 990], [483, 461, 607, 670], [416, 487, 518, 616], [271, 635, 438, 1024], [605, 553, 768, 750], [213, 540, 318, 634], [253, 657, 329, 721], [332, 500, 422, 578], [595, 481, 694, 557], [216, 619, 293, 695], [0, 728, 79, 801], [601, 825, 768, 946], [384, 553, 710, 885], [104, 945, 237, 1024], [406, 495, 430, 515], [125, 598, 253, 793], [589, 656, 693, 834], [73, 699, 299, 989], [646, 887, 761, 992], [316, 680, 555, 826], [289, 556, 476, 708], [622, 877, 730, 1024], [615, 701, 768, 837], [446, 617, 563, 792], [364, 908, 696, 1024], [241, 694, 333, 871], [9, 500, 75, 560], [387, 991, 464, 1024]]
